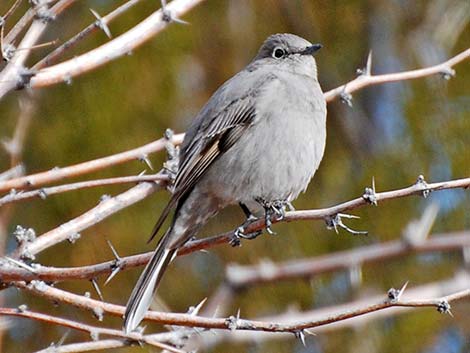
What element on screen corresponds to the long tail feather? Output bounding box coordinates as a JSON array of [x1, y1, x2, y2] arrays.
[[123, 238, 176, 333]]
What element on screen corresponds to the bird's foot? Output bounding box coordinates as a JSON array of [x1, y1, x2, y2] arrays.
[[256, 198, 293, 235], [230, 214, 262, 247]]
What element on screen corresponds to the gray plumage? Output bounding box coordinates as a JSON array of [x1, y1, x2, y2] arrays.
[[124, 33, 327, 333]]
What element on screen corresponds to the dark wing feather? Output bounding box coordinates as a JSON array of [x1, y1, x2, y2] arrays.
[[147, 98, 256, 243]]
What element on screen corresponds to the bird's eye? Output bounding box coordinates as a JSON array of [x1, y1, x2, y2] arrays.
[[272, 47, 286, 59]]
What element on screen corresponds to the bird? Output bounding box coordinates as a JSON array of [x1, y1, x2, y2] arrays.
[[124, 33, 327, 333]]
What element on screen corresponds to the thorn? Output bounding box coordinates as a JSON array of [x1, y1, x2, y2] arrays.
[[304, 328, 316, 336], [139, 154, 153, 170], [160, 0, 189, 25], [92, 306, 104, 322], [104, 240, 123, 285], [56, 329, 71, 347], [294, 330, 306, 346], [91, 278, 104, 301], [187, 298, 207, 316], [363, 176, 377, 206], [366, 50, 372, 76], [90, 9, 112, 38], [387, 281, 408, 303], [15, 39, 58, 51], [106, 240, 121, 261], [4, 256, 38, 273], [402, 203, 438, 247], [415, 175, 430, 198]]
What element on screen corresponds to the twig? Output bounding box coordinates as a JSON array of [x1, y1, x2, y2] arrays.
[[0, 133, 183, 193], [0, 173, 169, 206], [10, 181, 163, 259], [195, 272, 470, 348], [0, 307, 185, 352], [324, 48, 470, 103], [3, 0, 76, 47], [28, 0, 206, 89], [33, 0, 145, 69]]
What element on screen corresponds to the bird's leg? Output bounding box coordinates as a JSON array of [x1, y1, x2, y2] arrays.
[[230, 203, 262, 246]]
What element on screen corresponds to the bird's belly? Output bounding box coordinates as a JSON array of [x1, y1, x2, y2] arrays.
[[201, 111, 326, 207]]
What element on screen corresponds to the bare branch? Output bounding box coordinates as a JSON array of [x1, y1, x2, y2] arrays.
[[33, 0, 145, 70], [1, 230, 468, 283], [8, 175, 469, 260], [0, 307, 185, 352], [0, 173, 169, 206], [195, 272, 470, 349], [14, 277, 470, 334], [0, 133, 183, 193], [324, 48, 470, 103], [28, 0, 206, 89], [10, 181, 163, 259]]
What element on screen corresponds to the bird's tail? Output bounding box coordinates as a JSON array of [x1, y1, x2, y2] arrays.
[[123, 236, 176, 334]]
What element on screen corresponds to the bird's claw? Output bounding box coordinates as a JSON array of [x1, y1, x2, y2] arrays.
[[230, 215, 262, 247]]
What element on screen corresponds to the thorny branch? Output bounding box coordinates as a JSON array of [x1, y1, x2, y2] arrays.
[[323, 48, 470, 103], [0, 230, 468, 283], [0, 307, 185, 353], [6, 175, 470, 261], [13, 279, 470, 334]]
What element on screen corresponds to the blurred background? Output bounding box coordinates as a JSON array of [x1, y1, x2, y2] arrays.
[[0, 0, 469, 352]]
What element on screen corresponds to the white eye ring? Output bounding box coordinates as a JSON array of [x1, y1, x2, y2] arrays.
[[272, 46, 286, 59]]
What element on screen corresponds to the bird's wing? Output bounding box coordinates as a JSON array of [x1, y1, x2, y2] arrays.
[[147, 95, 258, 243]]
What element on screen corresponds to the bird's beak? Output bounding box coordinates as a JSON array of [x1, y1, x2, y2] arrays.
[[299, 44, 322, 56]]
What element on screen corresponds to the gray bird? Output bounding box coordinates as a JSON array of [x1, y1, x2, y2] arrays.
[[124, 33, 327, 333]]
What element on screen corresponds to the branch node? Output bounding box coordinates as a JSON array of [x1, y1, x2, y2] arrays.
[[90, 9, 112, 39], [439, 67, 456, 80], [92, 305, 104, 321], [17, 304, 28, 313], [387, 281, 408, 303], [436, 300, 452, 316], [67, 232, 81, 244], [415, 175, 431, 198], [225, 309, 241, 331], [2, 43, 16, 61], [90, 330, 100, 341], [163, 128, 180, 181], [99, 194, 111, 203], [16, 66, 36, 90], [29, 280, 48, 292], [339, 90, 353, 107], [325, 213, 367, 235], [161, 0, 189, 25], [362, 176, 377, 205], [38, 188, 48, 199], [14, 225, 36, 244]]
